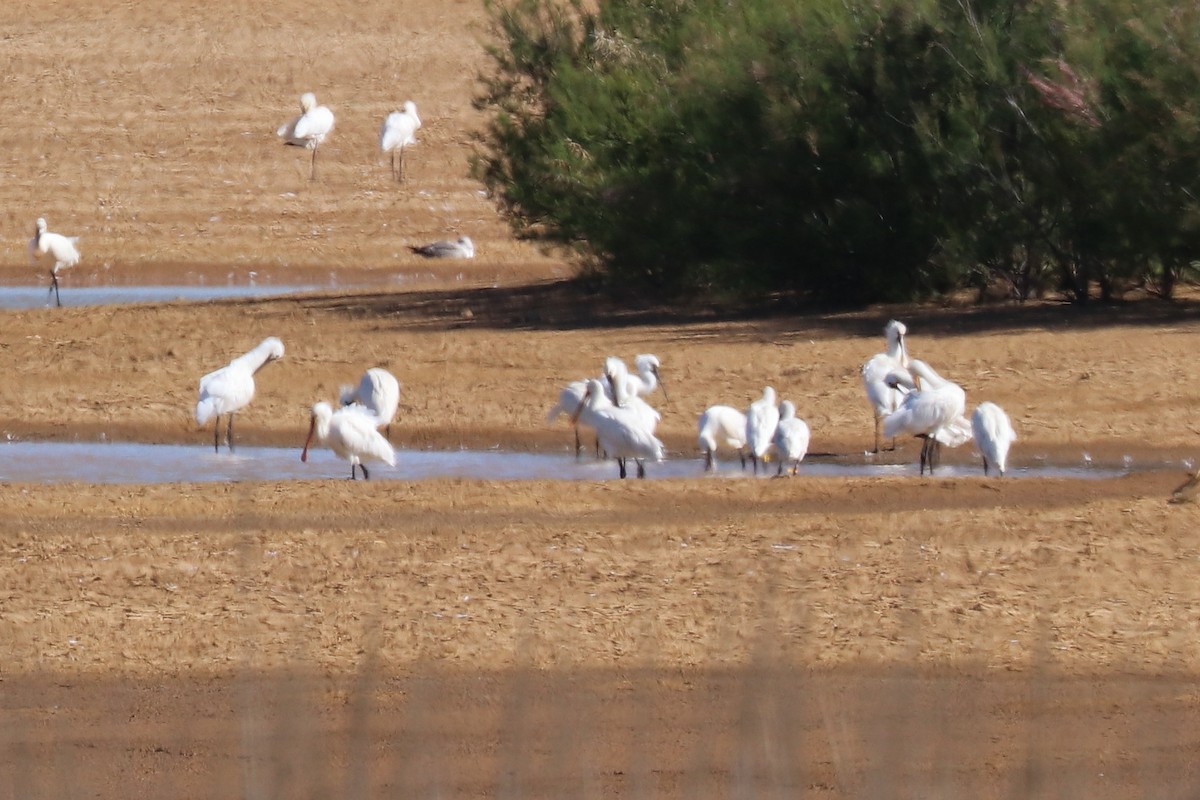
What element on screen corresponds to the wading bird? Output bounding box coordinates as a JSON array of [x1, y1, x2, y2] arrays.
[[195, 337, 285, 452], [409, 236, 474, 259], [745, 386, 781, 475], [603, 356, 661, 433], [697, 404, 748, 471], [340, 367, 401, 439], [883, 359, 970, 475], [861, 319, 911, 452], [302, 401, 396, 480], [572, 378, 664, 478], [773, 400, 811, 476], [277, 92, 335, 180], [971, 401, 1017, 477], [380, 100, 421, 182], [29, 217, 80, 308]]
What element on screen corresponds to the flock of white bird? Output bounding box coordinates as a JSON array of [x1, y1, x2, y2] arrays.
[[27, 92, 472, 307]]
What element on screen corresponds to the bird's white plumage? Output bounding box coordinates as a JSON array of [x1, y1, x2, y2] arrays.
[[697, 404, 748, 470], [303, 401, 396, 478], [574, 378, 664, 477], [603, 356, 661, 433], [745, 386, 780, 472], [30, 217, 81, 306], [862, 319, 911, 451], [773, 400, 811, 475], [278, 92, 334, 147], [380, 100, 421, 181], [882, 360, 967, 443], [339, 367, 401, 431], [196, 337, 285, 425], [410, 236, 474, 259], [972, 401, 1017, 476]]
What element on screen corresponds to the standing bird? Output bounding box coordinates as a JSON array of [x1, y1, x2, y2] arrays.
[[861, 319, 911, 452], [29, 217, 81, 308], [971, 401, 1017, 477], [571, 378, 665, 479], [409, 236, 474, 259], [603, 356, 661, 433], [277, 92, 335, 181], [773, 400, 811, 476], [883, 359, 970, 475], [195, 337, 285, 452], [608, 354, 668, 403], [697, 405, 748, 471], [302, 402, 396, 480], [340, 367, 401, 439], [745, 386, 781, 475], [380, 100, 421, 182]]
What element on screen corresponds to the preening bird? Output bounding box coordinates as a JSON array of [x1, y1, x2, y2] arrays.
[[861, 319, 911, 452], [603, 356, 661, 433], [971, 401, 1017, 477], [277, 92, 335, 180], [607, 354, 668, 403], [745, 386, 781, 475], [571, 378, 665, 479], [301, 401, 396, 480], [380, 100, 421, 182], [697, 405, 748, 471], [773, 400, 811, 476], [409, 236, 474, 259], [340, 367, 401, 439], [882, 359, 970, 475], [29, 217, 81, 308], [195, 337, 285, 452]]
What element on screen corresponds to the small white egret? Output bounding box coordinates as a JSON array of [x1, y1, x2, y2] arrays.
[[697, 404, 748, 471], [340, 367, 401, 439], [277, 92, 335, 181], [861, 319, 911, 452], [773, 400, 811, 476], [302, 401, 396, 480], [29, 217, 81, 308], [882, 359, 970, 475], [195, 337, 285, 452], [971, 401, 1017, 477], [409, 236, 474, 259], [572, 378, 665, 479], [745, 386, 781, 475], [380, 100, 421, 182]]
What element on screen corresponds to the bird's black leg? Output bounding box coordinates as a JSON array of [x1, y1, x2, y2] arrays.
[[50, 274, 61, 307], [213, 417, 221, 453], [704, 450, 714, 472], [982, 457, 990, 476], [226, 414, 235, 451], [618, 458, 627, 479], [777, 460, 784, 476], [636, 459, 645, 479], [873, 416, 881, 453], [919, 437, 929, 475], [573, 426, 582, 459], [739, 452, 746, 470], [362, 464, 370, 480]]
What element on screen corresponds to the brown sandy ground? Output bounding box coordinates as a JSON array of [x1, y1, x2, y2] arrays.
[[4, 0, 1200, 797]]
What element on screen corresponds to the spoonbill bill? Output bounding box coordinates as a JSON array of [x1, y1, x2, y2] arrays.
[[745, 386, 780, 475], [380, 100, 421, 182], [195, 337, 285, 452], [277, 92, 335, 180], [773, 400, 811, 476], [697, 404, 747, 471], [29, 217, 80, 308], [572, 378, 665, 478], [861, 319, 911, 452], [409, 236, 474, 259], [971, 401, 1017, 476], [340, 367, 401, 439], [302, 402, 396, 480], [883, 359, 970, 475]]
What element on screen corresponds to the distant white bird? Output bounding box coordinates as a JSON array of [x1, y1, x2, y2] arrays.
[[745, 386, 781, 475], [302, 401, 396, 480], [380, 100, 421, 182], [340, 367, 401, 439], [409, 236, 474, 259], [697, 405, 748, 471], [277, 92, 335, 180], [883, 359, 970, 475], [572, 378, 665, 479], [195, 337, 285, 452], [773, 400, 811, 476], [29, 217, 81, 308], [971, 401, 1017, 477], [861, 319, 911, 452]]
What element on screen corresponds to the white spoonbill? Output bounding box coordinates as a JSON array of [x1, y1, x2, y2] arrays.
[[277, 92, 335, 181], [302, 402, 396, 480], [572, 378, 665, 479], [697, 405, 748, 471], [380, 100, 421, 182], [773, 400, 811, 476], [745, 386, 781, 475], [29, 217, 81, 308], [607, 354, 668, 402], [195, 337, 285, 452], [861, 319, 911, 452], [603, 356, 661, 433], [971, 401, 1017, 477], [340, 367, 401, 439], [409, 236, 474, 259], [882, 359, 970, 475]]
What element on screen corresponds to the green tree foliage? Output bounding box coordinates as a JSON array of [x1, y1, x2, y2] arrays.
[[472, 0, 1200, 304]]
